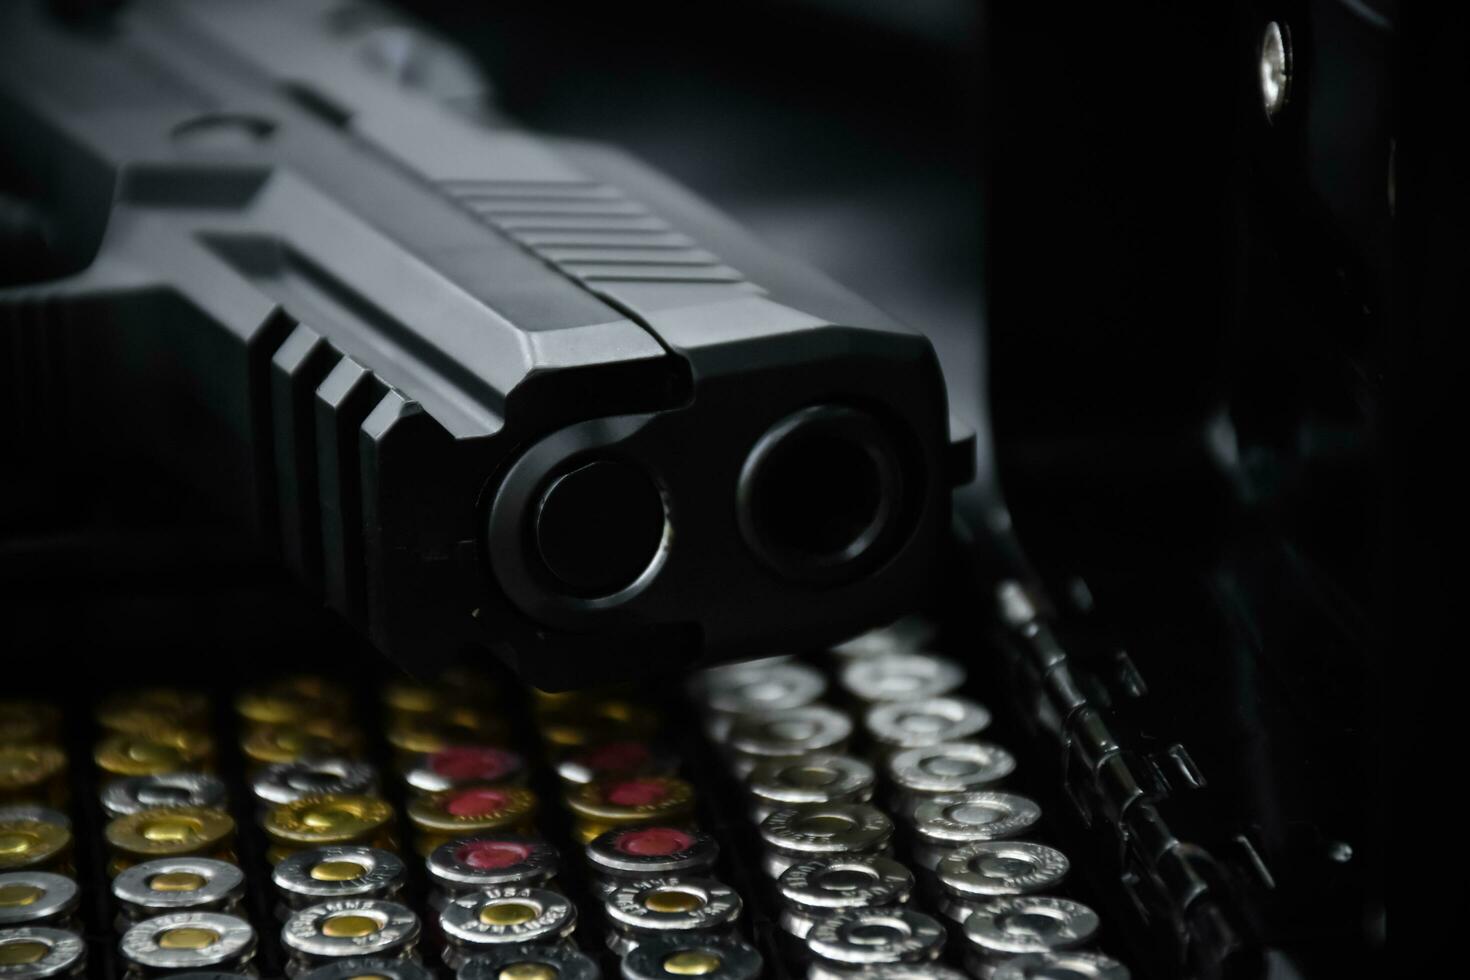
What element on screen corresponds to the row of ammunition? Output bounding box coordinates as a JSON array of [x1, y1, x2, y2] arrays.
[[2, 666, 770, 980], [3, 615, 1135, 980], [685, 619, 1133, 980]]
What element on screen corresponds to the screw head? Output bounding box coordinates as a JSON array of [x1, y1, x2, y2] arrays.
[[1260, 21, 1291, 122]]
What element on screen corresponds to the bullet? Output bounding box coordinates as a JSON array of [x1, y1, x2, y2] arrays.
[[692, 661, 825, 741], [100, 774, 228, 819], [271, 846, 406, 916], [618, 934, 763, 980], [758, 804, 893, 878], [745, 755, 875, 824], [989, 951, 1130, 980], [386, 711, 510, 767], [777, 856, 913, 941], [96, 689, 210, 736], [586, 827, 719, 897], [565, 778, 694, 845], [886, 743, 1016, 815], [438, 886, 577, 969], [380, 680, 448, 720], [252, 759, 379, 808], [405, 747, 525, 795], [0, 703, 61, 746], [839, 653, 963, 704], [103, 807, 236, 877], [909, 793, 1042, 871], [426, 836, 559, 910], [301, 957, 436, 980], [0, 746, 67, 808], [818, 965, 969, 980], [111, 858, 245, 932], [0, 809, 65, 833], [803, 908, 946, 973], [94, 731, 214, 779], [536, 698, 659, 753], [406, 787, 537, 856], [863, 698, 991, 758], [0, 820, 70, 875], [0, 926, 85, 979], [118, 911, 256, 976], [602, 876, 742, 957], [0, 873, 78, 930], [934, 843, 1069, 926], [235, 677, 350, 729], [241, 722, 362, 770], [962, 896, 1100, 977], [554, 741, 676, 789], [263, 796, 397, 865], [281, 899, 420, 978], [456, 944, 599, 980], [726, 706, 853, 778], [829, 616, 940, 660]]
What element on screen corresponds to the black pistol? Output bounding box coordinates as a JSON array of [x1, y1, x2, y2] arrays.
[[0, 0, 968, 687]]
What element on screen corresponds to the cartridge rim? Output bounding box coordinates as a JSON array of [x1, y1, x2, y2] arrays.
[[963, 895, 1100, 955], [112, 858, 245, 916], [887, 742, 1017, 796], [455, 943, 600, 980], [618, 934, 764, 980], [0, 747, 66, 793], [911, 792, 1041, 847], [252, 759, 379, 806], [840, 653, 964, 703], [777, 856, 913, 913], [405, 746, 524, 794], [839, 968, 969, 980], [0, 704, 61, 745], [0, 821, 70, 872], [604, 876, 741, 936], [386, 709, 508, 756], [587, 827, 718, 877], [265, 796, 395, 847], [99, 773, 228, 819], [241, 723, 361, 767], [746, 755, 876, 808], [380, 680, 443, 716], [936, 842, 1069, 899], [0, 926, 85, 978], [280, 899, 419, 959], [94, 731, 214, 777], [119, 911, 255, 971], [0, 809, 67, 833], [407, 787, 536, 835], [555, 740, 674, 786], [696, 661, 825, 716], [536, 699, 659, 751], [235, 677, 349, 727], [296, 955, 436, 980], [759, 804, 894, 858], [439, 886, 575, 948], [727, 705, 852, 760], [864, 697, 991, 749], [0, 873, 78, 927], [566, 777, 693, 824], [272, 846, 406, 905], [805, 908, 946, 966], [990, 951, 1131, 980], [96, 689, 210, 735], [829, 616, 940, 660], [427, 835, 557, 889], [105, 807, 234, 860]]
